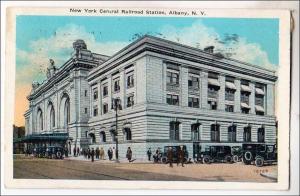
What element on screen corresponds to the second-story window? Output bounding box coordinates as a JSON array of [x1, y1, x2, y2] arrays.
[[114, 79, 120, 93], [103, 85, 108, 97], [225, 105, 234, 112], [166, 94, 179, 106], [84, 90, 88, 97], [225, 89, 235, 101], [93, 88, 98, 100], [127, 94, 134, 107], [93, 107, 98, 117], [241, 92, 250, 104], [188, 75, 199, 89], [103, 103, 108, 114], [127, 74, 134, 89], [188, 97, 199, 108], [167, 71, 179, 85]]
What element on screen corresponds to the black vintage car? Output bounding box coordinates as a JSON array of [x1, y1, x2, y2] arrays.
[[45, 146, 64, 159], [231, 146, 243, 163], [33, 146, 47, 158], [242, 143, 277, 167], [161, 145, 189, 163], [199, 145, 233, 164]]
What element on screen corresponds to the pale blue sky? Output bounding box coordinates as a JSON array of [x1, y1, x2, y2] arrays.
[[16, 16, 279, 67]]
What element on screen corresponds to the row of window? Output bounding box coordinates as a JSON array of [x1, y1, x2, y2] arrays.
[[93, 95, 135, 117], [93, 74, 134, 101], [170, 122, 265, 142], [87, 128, 132, 144]]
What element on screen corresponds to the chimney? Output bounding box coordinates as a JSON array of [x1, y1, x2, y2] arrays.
[[204, 46, 214, 53]]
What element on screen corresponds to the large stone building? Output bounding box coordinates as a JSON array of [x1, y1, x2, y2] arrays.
[[24, 36, 277, 160]]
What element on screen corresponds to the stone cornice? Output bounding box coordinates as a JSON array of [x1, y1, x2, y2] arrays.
[[88, 35, 277, 83]]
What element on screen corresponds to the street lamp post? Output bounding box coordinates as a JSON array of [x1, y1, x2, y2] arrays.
[[112, 98, 121, 163]]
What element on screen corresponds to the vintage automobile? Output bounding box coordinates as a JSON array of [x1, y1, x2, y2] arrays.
[[242, 143, 277, 167], [231, 146, 243, 162], [161, 145, 189, 163], [45, 146, 64, 159], [199, 145, 233, 164], [33, 146, 47, 158]]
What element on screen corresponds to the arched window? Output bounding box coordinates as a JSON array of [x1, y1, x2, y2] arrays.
[[50, 106, 55, 129], [257, 127, 265, 142], [169, 121, 180, 140], [228, 125, 237, 142], [88, 133, 96, 144], [110, 130, 116, 142], [191, 123, 201, 141], [37, 108, 43, 131], [99, 131, 106, 143], [211, 124, 220, 142], [124, 128, 132, 141], [64, 99, 70, 127], [244, 126, 251, 142], [60, 93, 70, 129]]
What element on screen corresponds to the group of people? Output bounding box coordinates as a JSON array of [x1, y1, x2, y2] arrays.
[[147, 147, 163, 163], [147, 146, 186, 167]]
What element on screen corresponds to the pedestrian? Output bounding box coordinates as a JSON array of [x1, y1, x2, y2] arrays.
[[91, 148, 95, 162], [147, 148, 152, 161], [108, 147, 112, 160], [177, 146, 185, 167], [87, 148, 91, 159], [100, 147, 105, 160], [77, 147, 80, 156], [83, 148, 87, 159], [112, 147, 116, 160], [95, 147, 100, 159], [73, 146, 76, 157], [80, 147, 83, 156], [64, 146, 68, 157], [167, 147, 173, 167], [126, 147, 132, 162]]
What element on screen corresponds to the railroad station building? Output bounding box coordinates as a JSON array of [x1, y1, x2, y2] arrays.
[[24, 36, 277, 160]]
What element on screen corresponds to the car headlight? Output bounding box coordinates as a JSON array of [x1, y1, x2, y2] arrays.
[[200, 154, 203, 157]]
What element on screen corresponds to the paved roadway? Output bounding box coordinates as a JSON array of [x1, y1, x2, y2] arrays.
[[13, 156, 277, 182]]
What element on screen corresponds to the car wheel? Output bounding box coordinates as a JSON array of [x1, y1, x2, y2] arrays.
[[225, 155, 233, 163], [242, 157, 251, 165], [255, 157, 264, 167], [233, 155, 239, 163], [244, 151, 252, 161], [162, 157, 167, 164], [56, 152, 62, 159], [202, 156, 211, 164]]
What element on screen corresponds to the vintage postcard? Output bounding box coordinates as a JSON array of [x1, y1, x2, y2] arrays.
[[4, 6, 291, 191]]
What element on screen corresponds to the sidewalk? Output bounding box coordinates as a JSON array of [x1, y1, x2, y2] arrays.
[[64, 155, 151, 164], [260, 170, 278, 181]]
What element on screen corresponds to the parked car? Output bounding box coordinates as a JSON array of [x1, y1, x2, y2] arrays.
[[199, 145, 233, 164], [33, 146, 47, 158], [242, 143, 277, 167], [161, 145, 189, 163], [45, 146, 64, 159], [231, 146, 243, 162]]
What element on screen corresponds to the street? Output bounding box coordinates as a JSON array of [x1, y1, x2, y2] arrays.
[[13, 155, 277, 182]]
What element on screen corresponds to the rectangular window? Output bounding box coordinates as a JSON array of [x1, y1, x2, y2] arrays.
[[166, 94, 179, 105], [208, 86, 219, 99], [114, 79, 120, 92], [208, 72, 219, 79], [84, 108, 87, 114], [127, 95, 134, 107], [208, 101, 217, 110], [93, 107, 98, 117], [242, 108, 250, 114], [226, 76, 235, 83], [188, 75, 199, 89], [103, 86, 108, 97], [225, 105, 234, 112], [93, 88, 98, 100], [225, 89, 235, 101], [188, 97, 199, 108], [170, 122, 180, 140], [241, 92, 250, 104], [255, 95, 264, 106], [103, 103, 108, 114], [166, 71, 179, 85], [84, 90, 87, 97], [127, 74, 134, 88]]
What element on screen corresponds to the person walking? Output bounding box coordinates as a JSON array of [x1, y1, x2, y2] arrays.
[[126, 147, 132, 162], [91, 148, 95, 162], [73, 147, 76, 157], [167, 147, 173, 167], [177, 146, 185, 167], [87, 148, 91, 159], [83, 148, 87, 159], [147, 148, 152, 161], [95, 147, 100, 159], [77, 147, 80, 157], [107, 147, 112, 160], [100, 147, 105, 160]]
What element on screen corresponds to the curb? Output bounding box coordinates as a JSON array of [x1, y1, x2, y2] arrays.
[[260, 172, 277, 181]]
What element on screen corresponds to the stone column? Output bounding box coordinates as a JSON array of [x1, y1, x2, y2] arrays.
[[181, 66, 189, 107], [249, 82, 255, 114], [108, 75, 112, 113], [266, 83, 274, 116], [220, 123, 228, 142], [234, 78, 241, 113], [119, 69, 125, 109], [200, 71, 208, 109], [236, 124, 244, 142], [218, 74, 226, 111]]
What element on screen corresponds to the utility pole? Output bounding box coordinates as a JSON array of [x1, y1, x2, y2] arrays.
[[112, 98, 121, 163]]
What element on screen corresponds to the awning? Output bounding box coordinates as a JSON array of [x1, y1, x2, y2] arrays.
[[255, 105, 265, 112], [14, 132, 70, 143], [255, 88, 265, 95], [241, 102, 250, 109], [241, 85, 252, 92], [225, 82, 236, 90], [208, 78, 220, 87]]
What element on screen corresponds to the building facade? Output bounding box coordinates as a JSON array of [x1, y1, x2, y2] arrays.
[[24, 36, 277, 160]]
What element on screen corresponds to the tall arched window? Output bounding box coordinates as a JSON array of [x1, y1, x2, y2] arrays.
[[50, 105, 55, 129], [99, 131, 106, 142], [88, 133, 96, 144], [191, 123, 201, 141], [124, 128, 132, 141], [211, 124, 220, 142], [257, 127, 265, 142], [37, 108, 43, 131], [64, 99, 70, 127], [60, 93, 70, 130], [228, 125, 237, 142], [244, 126, 251, 142]]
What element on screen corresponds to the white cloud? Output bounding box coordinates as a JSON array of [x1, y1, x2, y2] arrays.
[[158, 20, 277, 70]]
